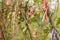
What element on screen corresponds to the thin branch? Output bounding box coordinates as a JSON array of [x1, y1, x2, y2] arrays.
[[22, 13, 33, 40], [20, 1, 33, 40]]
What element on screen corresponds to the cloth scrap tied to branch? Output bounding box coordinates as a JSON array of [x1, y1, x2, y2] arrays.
[[52, 28, 59, 40], [42, 0, 49, 21]]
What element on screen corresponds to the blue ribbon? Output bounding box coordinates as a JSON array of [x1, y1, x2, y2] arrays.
[[52, 29, 59, 40]]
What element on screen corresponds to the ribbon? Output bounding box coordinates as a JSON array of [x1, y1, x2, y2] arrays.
[[42, 0, 49, 21], [52, 28, 59, 40]]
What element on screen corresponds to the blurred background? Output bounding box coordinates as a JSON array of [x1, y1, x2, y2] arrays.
[[0, 0, 60, 40]]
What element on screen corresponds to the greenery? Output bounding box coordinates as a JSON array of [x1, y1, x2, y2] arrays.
[[0, 0, 60, 40]]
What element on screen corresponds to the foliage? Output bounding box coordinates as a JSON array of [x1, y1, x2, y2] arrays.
[[0, 0, 60, 40]]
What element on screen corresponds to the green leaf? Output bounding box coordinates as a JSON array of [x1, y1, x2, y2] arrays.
[[57, 18, 60, 25]]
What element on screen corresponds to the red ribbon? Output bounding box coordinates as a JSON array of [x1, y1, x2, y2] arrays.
[[42, 0, 49, 21]]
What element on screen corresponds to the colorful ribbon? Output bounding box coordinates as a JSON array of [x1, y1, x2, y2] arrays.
[[52, 28, 59, 40]]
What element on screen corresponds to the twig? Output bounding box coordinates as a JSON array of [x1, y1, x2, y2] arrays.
[[20, 1, 33, 40], [1, 0, 6, 40], [22, 13, 33, 40]]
